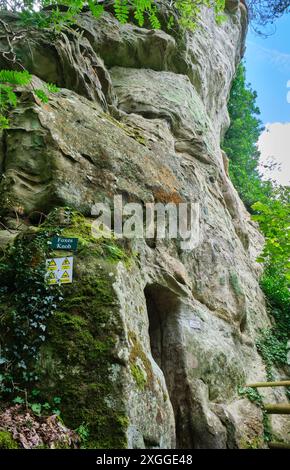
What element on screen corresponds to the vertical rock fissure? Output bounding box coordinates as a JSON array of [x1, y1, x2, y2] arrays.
[[144, 284, 194, 449]]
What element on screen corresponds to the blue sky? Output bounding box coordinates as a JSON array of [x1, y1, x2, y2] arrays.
[[244, 15, 290, 185], [245, 15, 290, 124]]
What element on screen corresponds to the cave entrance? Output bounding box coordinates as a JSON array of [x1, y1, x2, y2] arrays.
[[144, 283, 194, 449]]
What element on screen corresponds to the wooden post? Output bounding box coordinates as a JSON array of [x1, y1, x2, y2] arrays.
[[245, 380, 290, 388], [264, 404, 290, 414], [268, 442, 290, 449]]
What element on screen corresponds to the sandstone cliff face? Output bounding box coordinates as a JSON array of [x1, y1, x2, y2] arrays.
[[0, 3, 288, 448]]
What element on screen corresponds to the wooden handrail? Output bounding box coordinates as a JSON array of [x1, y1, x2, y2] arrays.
[[245, 380, 290, 388], [264, 404, 290, 415], [269, 442, 290, 449]]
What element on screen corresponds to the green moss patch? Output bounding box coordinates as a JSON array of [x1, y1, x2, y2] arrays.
[[128, 331, 153, 391], [0, 431, 18, 449], [0, 208, 133, 448], [36, 247, 129, 448]]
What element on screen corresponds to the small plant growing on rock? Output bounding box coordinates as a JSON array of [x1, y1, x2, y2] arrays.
[[0, 69, 60, 128]]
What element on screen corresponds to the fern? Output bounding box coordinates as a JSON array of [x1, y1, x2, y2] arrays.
[[167, 15, 175, 31], [0, 69, 59, 129], [0, 85, 17, 109], [88, 0, 104, 19], [114, 0, 130, 24], [18, 10, 51, 28], [0, 83, 18, 130], [46, 83, 60, 93], [0, 70, 31, 86], [34, 89, 49, 103], [15, 0, 226, 32], [133, 0, 145, 27], [0, 70, 32, 129], [148, 6, 160, 29], [0, 115, 9, 130], [174, 0, 226, 31]]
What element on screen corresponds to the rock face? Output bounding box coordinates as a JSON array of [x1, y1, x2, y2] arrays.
[[0, 4, 289, 448]]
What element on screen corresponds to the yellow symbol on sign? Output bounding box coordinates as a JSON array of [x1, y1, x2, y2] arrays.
[[47, 259, 57, 271], [62, 258, 71, 269], [60, 271, 70, 283], [47, 271, 57, 285]]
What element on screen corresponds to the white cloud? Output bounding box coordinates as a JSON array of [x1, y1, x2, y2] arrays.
[[258, 123, 290, 186], [247, 41, 290, 72]]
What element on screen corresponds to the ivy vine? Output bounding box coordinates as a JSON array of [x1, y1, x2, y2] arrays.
[[0, 228, 63, 395]]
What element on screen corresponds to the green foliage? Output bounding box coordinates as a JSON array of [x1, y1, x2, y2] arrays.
[[0, 208, 132, 447], [224, 62, 290, 384], [0, 69, 31, 85], [130, 363, 147, 390], [252, 186, 290, 280], [76, 423, 90, 445], [18, 9, 52, 28], [256, 264, 290, 380], [252, 189, 289, 380], [88, 0, 104, 19], [0, 69, 59, 129], [238, 386, 264, 407], [0, 115, 9, 129], [46, 82, 60, 93], [256, 330, 288, 380], [35, 82, 60, 102], [114, 0, 130, 24], [222, 63, 273, 210], [12, 392, 62, 416], [34, 88, 49, 103], [175, 0, 225, 30], [0, 70, 32, 129], [0, 430, 18, 449], [7, 0, 227, 32], [0, 84, 17, 109], [0, 230, 63, 392], [238, 387, 272, 442]]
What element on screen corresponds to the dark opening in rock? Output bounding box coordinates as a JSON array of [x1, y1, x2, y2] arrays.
[[144, 283, 194, 448]]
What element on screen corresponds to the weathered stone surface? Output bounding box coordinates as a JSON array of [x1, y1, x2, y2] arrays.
[[0, 11, 113, 108], [0, 3, 289, 449]]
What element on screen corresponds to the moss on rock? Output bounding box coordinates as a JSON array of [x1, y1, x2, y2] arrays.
[[36, 212, 130, 448], [0, 431, 18, 449], [1, 209, 132, 449], [130, 364, 147, 390], [128, 331, 153, 391]]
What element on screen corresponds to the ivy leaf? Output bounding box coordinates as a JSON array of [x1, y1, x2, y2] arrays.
[[31, 403, 42, 416], [13, 396, 25, 404]]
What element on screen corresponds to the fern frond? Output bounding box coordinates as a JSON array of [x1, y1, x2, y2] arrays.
[[46, 83, 60, 93], [34, 89, 49, 103], [0, 115, 10, 129], [134, 8, 145, 27], [114, 0, 130, 24], [0, 84, 17, 109], [148, 7, 161, 29], [0, 70, 31, 86], [88, 0, 104, 19]]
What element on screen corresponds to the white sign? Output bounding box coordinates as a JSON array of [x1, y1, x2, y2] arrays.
[[46, 257, 73, 285], [189, 318, 202, 330]]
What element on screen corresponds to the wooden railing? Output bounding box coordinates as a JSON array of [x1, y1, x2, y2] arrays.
[[246, 380, 290, 448]]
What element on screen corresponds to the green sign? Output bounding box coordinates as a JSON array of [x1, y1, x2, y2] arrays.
[[51, 236, 78, 251]]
